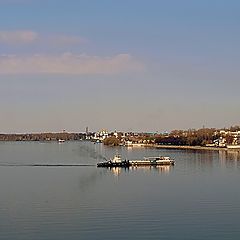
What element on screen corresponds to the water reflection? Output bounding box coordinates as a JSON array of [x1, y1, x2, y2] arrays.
[[180, 150, 216, 173], [219, 150, 240, 170], [219, 150, 240, 161], [1, 142, 240, 240], [177, 149, 240, 172], [110, 167, 123, 176], [109, 165, 173, 176]]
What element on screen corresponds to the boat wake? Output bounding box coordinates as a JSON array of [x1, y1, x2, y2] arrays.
[[0, 163, 95, 167]]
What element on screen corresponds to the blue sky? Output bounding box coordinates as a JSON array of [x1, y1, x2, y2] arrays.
[[0, 0, 239, 133]]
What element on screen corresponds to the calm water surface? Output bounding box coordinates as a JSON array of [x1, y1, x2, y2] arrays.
[[0, 141, 240, 240]]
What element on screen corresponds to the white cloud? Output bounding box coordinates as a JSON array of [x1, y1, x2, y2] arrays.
[[0, 30, 86, 46], [0, 30, 38, 44], [0, 53, 145, 75]]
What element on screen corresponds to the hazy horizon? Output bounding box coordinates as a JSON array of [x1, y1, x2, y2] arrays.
[[1, 0, 239, 133]]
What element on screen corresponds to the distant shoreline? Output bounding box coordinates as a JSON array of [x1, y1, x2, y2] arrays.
[[145, 144, 232, 151], [121, 143, 240, 151], [0, 139, 239, 152]]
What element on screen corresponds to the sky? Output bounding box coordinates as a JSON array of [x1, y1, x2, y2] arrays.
[[0, 0, 239, 133]]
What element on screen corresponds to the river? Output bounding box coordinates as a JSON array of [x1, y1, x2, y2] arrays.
[[0, 141, 239, 240]]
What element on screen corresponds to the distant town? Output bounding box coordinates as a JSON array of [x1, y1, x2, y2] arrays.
[[0, 125, 240, 149]]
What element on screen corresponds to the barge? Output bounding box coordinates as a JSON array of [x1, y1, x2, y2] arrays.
[[97, 154, 174, 168], [130, 156, 174, 166]]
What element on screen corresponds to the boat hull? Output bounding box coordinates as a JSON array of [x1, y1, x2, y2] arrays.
[[97, 160, 174, 168], [97, 160, 130, 168]]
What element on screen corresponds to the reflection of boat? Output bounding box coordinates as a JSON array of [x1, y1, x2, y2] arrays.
[[131, 165, 172, 173], [97, 155, 174, 168]]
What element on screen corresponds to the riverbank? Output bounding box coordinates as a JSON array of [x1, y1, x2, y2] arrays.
[[145, 144, 229, 151]]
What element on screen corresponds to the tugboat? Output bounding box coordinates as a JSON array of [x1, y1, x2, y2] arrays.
[[97, 154, 130, 168]]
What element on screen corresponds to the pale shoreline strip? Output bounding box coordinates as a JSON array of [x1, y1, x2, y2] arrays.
[[145, 144, 231, 151]]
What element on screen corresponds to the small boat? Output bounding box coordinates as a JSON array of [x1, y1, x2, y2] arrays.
[[97, 155, 174, 168], [94, 140, 102, 144], [58, 139, 65, 143]]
